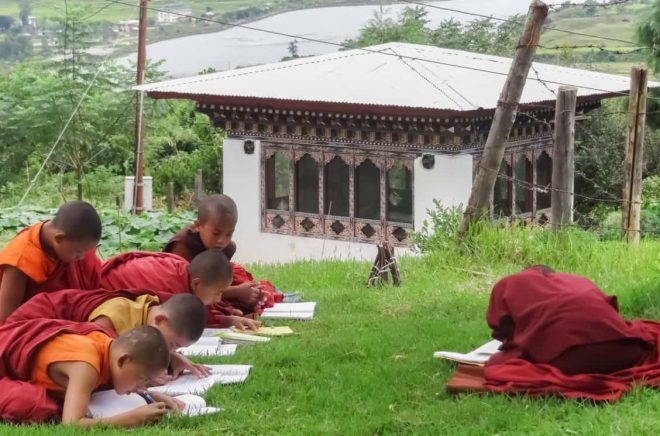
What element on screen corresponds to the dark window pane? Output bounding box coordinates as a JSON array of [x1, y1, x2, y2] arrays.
[[356, 159, 381, 220], [325, 156, 350, 216], [295, 154, 319, 213], [494, 160, 511, 217], [536, 152, 552, 210], [387, 164, 413, 223], [514, 156, 532, 214], [266, 151, 290, 210]]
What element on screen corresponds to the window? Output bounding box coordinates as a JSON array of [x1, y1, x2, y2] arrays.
[[355, 159, 381, 220], [536, 151, 552, 210], [493, 160, 512, 217], [266, 151, 290, 211], [262, 144, 414, 244], [325, 156, 350, 216], [387, 164, 413, 224], [295, 154, 319, 213], [514, 156, 533, 214]]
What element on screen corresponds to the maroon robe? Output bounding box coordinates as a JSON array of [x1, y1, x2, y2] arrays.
[[0, 319, 114, 423], [482, 267, 660, 401], [100, 251, 231, 327], [7, 288, 157, 324], [164, 225, 236, 261]]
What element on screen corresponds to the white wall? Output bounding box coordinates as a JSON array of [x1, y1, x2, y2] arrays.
[[224, 139, 472, 264], [413, 153, 473, 230]]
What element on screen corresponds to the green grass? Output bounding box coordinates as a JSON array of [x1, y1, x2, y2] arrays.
[[1, 226, 659, 434]]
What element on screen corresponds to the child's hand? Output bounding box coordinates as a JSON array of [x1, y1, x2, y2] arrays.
[[150, 392, 185, 413], [170, 352, 213, 378], [227, 315, 262, 331], [129, 403, 167, 425], [149, 370, 172, 386], [225, 282, 263, 306]]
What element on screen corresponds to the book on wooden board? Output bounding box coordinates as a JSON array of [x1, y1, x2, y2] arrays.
[[148, 364, 252, 396], [216, 330, 271, 344], [231, 326, 294, 337], [433, 340, 502, 366], [261, 302, 317, 320], [88, 390, 222, 418], [177, 336, 237, 357]]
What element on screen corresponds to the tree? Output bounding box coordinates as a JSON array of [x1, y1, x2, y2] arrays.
[[288, 39, 299, 59]]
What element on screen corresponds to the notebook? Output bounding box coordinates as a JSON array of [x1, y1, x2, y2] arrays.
[[433, 340, 502, 366], [216, 330, 271, 344], [261, 302, 317, 320], [177, 336, 237, 357], [149, 365, 252, 396], [232, 326, 294, 337], [88, 390, 222, 418]]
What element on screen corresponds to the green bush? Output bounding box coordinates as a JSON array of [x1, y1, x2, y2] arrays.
[[599, 208, 660, 240]]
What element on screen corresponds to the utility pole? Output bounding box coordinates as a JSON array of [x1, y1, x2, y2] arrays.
[[458, 0, 548, 237], [622, 67, 648, 244], [132, 0, 148, 214], [551, 86, 577, 231]]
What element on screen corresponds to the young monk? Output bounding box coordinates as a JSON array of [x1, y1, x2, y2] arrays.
[[164, 193, 280, 315], [100, 249, 261, 330], [8, 289, 211, 378], [0, 319, 175, 425], [0, 200, 102, 322]]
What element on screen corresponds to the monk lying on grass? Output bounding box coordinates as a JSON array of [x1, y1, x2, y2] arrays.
[[0, 201, 103, 322], [100, 249, 262, 330], [163, 193, 282, 315], [0, 321, 179, 426], [481, 265, 660, 400], [8, 290, 211, 379]]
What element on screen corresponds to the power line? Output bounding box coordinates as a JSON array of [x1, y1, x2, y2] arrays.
[[397, 0, 644, 48], [106, 0, 653, 100]]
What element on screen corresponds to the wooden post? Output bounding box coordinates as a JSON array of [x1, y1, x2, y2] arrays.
[[458, 0, 548, 237], [622, 67, 648, 244], [132, 0, 148, 215], [194, 170, 204, 205], [166, 182, 175, 213], [551, 86, 577, 231]]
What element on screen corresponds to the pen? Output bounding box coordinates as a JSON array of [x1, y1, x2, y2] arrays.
[[139, 391, 155, 404]]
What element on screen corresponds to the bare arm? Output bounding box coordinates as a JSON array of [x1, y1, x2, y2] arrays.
[[55, 361, 167, 427], [0, 266, 28, 322]]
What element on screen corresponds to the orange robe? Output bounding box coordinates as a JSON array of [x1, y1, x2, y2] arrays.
[[0, 222, 101, 301]]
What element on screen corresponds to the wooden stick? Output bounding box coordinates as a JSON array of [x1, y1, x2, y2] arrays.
[[458, 0, 548, 237], [551, 86, 577, 231]]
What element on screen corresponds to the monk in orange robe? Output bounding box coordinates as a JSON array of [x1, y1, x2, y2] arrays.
[[0, 201, 102, 322]]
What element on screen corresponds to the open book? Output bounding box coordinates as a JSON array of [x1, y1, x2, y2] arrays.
[[433, 340, 502, 366], [88, 390, 222, 418], [177, 336, 237, 357], [232, 326, 294, 337], [216, 330, 271, 344], [261, 302, 317, 320], [149, 365, 252, 396]]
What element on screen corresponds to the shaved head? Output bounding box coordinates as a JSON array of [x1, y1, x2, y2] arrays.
[[198, 194, 237, 225], [52, 201, 102, 242]]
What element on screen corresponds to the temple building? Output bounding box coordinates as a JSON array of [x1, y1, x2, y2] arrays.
[[139, 42, 637, 263]]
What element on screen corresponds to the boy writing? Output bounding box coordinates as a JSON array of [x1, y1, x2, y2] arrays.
[[164, 194, 280, 315], [100, 249, 261, 330], [0, 319, 175, 426], [0, 201, 102, 322]]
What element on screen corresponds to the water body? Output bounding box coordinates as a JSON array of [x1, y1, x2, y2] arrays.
[[121, 0, 590, 77]]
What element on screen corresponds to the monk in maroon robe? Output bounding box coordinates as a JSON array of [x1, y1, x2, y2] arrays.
[[0, 318, 115, 423], [481, 266, 660, 401]]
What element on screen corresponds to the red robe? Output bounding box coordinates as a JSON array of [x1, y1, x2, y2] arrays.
[[100, 251, 231, 327], [0, 319, 114, 423], [483, 267, 660, 401], [26, 248, 102, 298], [7, 288, 156, 324]]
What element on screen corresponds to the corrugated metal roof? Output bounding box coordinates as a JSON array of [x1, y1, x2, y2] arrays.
[[137, 42, 658, 112]]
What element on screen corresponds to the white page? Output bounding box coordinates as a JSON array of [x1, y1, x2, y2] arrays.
[[88, 390, 146, 418], [260, 310, 315, 320], [191, 336, 222, 346], [184, 406, 223, 417], [178, 343, 237, 357], [202, 328, 227, 337], [149, 365, 251, 396], [433, 340, 502, 365], [175, 394, 206, 409], [265, 302, 316, 312]]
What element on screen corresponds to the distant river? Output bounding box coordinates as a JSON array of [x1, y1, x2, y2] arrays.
[[120, 0, 590, 77]]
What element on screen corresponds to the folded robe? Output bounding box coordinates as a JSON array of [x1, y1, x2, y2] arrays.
[[101, 251, 234, 327], [0, 319, 114, 423], [7, 288, 157, 324], [481, 267, 660, 401]]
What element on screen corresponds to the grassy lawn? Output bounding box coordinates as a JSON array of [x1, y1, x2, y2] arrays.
[[1, 227, 659, 434]]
